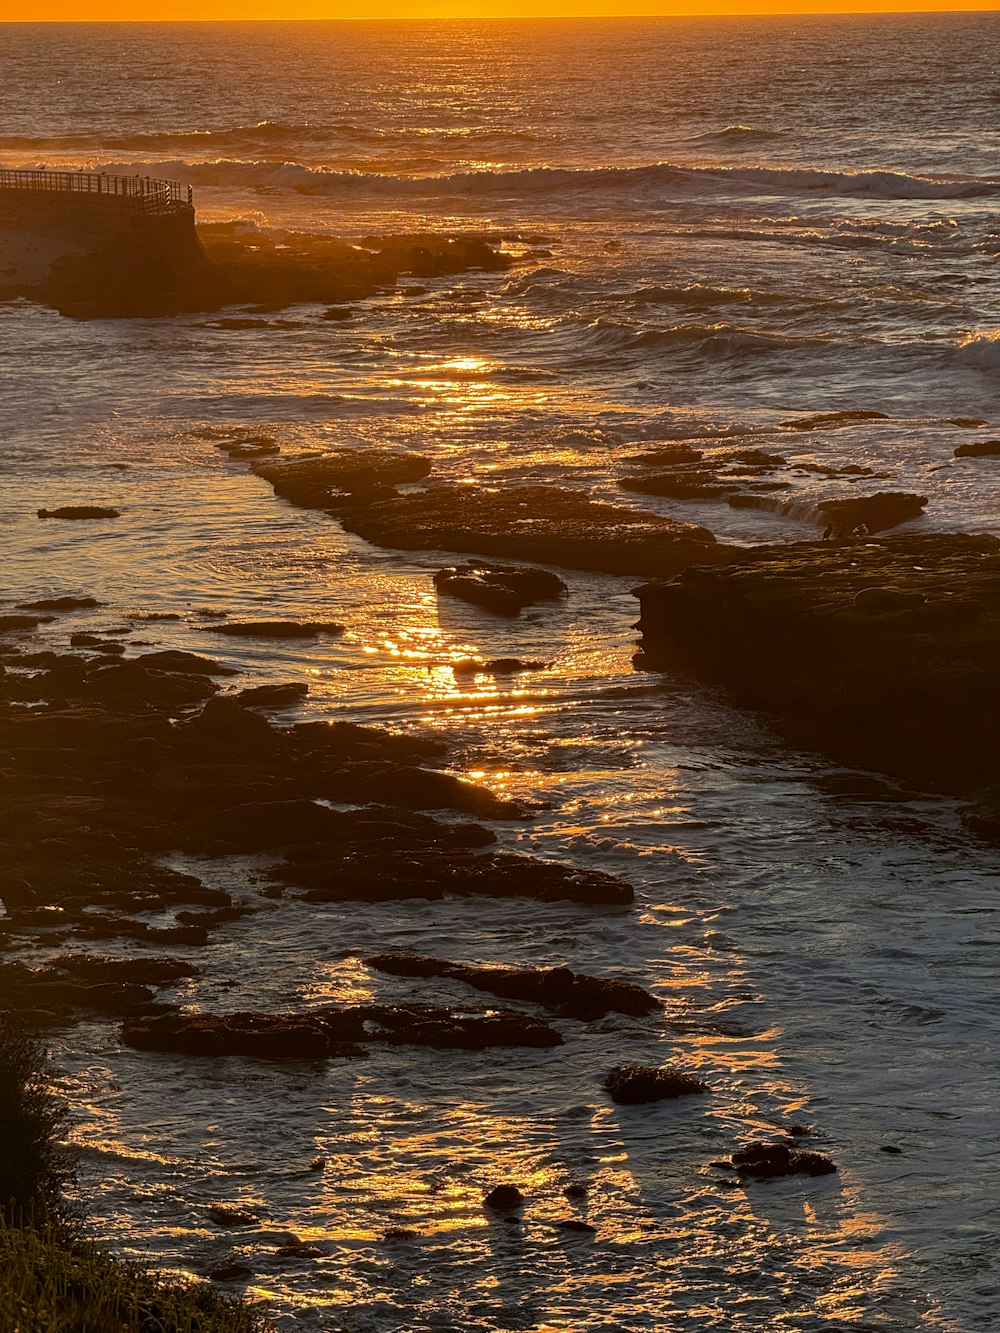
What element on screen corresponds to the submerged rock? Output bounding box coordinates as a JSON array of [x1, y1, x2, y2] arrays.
[[604, 1064, 708, 1103], [731, 1142, 837, 1179], [209, 621, 345, 639], [16, 596, 102, 611], [433, 561, 568, 617], [252, 449, 432, 509], [37, 506, 120, 520]]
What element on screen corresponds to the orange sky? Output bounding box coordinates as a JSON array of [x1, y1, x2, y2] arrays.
[[11, 0, 1000, 17], [5, 0, 999, 17]]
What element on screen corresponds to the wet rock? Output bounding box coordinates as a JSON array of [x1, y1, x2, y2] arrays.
[[453, 658, 550, 676], [628, 445, 704, 467], [853, 586, 926, 612], [778, 410, 888, 432], [50, 954, 197, 986], [484, 1184, 524, 1211], [433, 562, 568, 617], [237, 682, 310, 708], [619, 471, 734, 501], [275, 1242, 325, 1258], [124, 1012, 360, 1061], [880, 1145, 903, 1154], [122, 1001, 561, 1058], [207, 1259, 253, 1282], [321, 306, 353, 320], [731, 1142, 836, 1179], [556, 1219, 596, 1233], [252, 450, 432, 509], [209, 620, 345, 639], [634, 532, 1000, 795], [817, 491, 927, 535], [208, 1204, 258, 1229], [215, 436, 280, 458], [604, 1064, 708, 1104], [954, 439, 1000, 458], [37, 506, 120, 520], [0, 615, 52, 632], [283, 848, 633, 906], [16, 596, 102, 611], [338, 483, 732, 578], [563, 1183, 588, 1200], [381, 1228, 416, 1243], [364, 951, 659, 1019]]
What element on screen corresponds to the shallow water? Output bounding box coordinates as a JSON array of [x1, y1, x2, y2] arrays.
[[2, 16, 1000, 1332]]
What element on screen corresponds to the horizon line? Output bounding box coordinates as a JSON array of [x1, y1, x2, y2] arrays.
[[5, 7, 1000, 17]]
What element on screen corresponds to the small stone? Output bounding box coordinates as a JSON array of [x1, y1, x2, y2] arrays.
[[484, 1184, 524, 1211]]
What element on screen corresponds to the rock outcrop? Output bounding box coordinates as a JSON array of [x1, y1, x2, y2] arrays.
[[634, 533, 1000, 796]]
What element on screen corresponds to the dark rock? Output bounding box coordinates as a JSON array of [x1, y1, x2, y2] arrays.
[[629, 445, 704, 467], [852, 586, 926, 612], [556, 1219, 596, 1233], [604, 1064, 708, 1104], [433, 562, 567, 617], [731, 1142, 836, 1179], [122, 1000, 561, 1059], [208, 1205, 258, 1228], [209, 621, 345, 639], [364, 951, 659, 1020], [207, 1260, 254, 1282], [619, 471, 734, 501], [285, 848, 633, 906], [562, 1183, 588, 1200], [381, 1228, 416, 1243], [335, 484, 733, 578], [275, 1242, 325, 1258], [321, 306, 353, 320], [817, 491, 927, 535], [880, 1145, 903, 1154], [634, 533, 1000, 796], [484, 1184, 524, 1211], [252, 449, 432, 509], [37, 506, 120, 520], [0, 615, 52, 632], [954, 440, 1000, 458], [16, 596, 102, 611], [779, 411, 888, 432]]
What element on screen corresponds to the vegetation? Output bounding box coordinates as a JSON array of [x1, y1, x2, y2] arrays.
[[0, 1018, 269, 1332], [0, 1222, 269, 1333]]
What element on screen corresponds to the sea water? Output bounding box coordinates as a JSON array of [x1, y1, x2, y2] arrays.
[[2, 17, 1000, 1330]]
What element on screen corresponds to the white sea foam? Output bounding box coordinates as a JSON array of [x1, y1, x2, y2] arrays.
[[955, 329, 1000, 368]]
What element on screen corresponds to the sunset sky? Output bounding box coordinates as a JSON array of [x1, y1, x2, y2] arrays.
[[7, 0, 1000, 19]]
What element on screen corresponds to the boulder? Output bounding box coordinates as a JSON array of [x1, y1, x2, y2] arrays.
[[433, 562, 567, 617], [954, 440, 1000, 458], [604, 1064, 707, 1104], [37, 506, 120, 520], [484, 1184, 524, 1211], [731, 1142, 836, 1179]]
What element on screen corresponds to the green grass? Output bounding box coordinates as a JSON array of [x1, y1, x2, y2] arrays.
[[0, 1221, 269, 1333], [0, 1018, 271, 1331]]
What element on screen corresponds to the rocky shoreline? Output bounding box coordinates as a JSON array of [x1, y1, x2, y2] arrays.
[[634, 532, 1000, 816]]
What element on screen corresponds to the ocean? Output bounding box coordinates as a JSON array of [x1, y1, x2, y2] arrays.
[[2, 15, 1000, 1331]]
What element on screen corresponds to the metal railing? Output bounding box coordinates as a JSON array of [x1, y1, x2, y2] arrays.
[[0, 168, 192, 214]]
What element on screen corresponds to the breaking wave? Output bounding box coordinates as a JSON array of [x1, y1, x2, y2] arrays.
[[954, 329, 1000, 368], [42, 156, 1000, 203]]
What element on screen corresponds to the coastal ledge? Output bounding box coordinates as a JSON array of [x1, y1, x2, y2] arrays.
[[633, 533, 1000, 803]]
